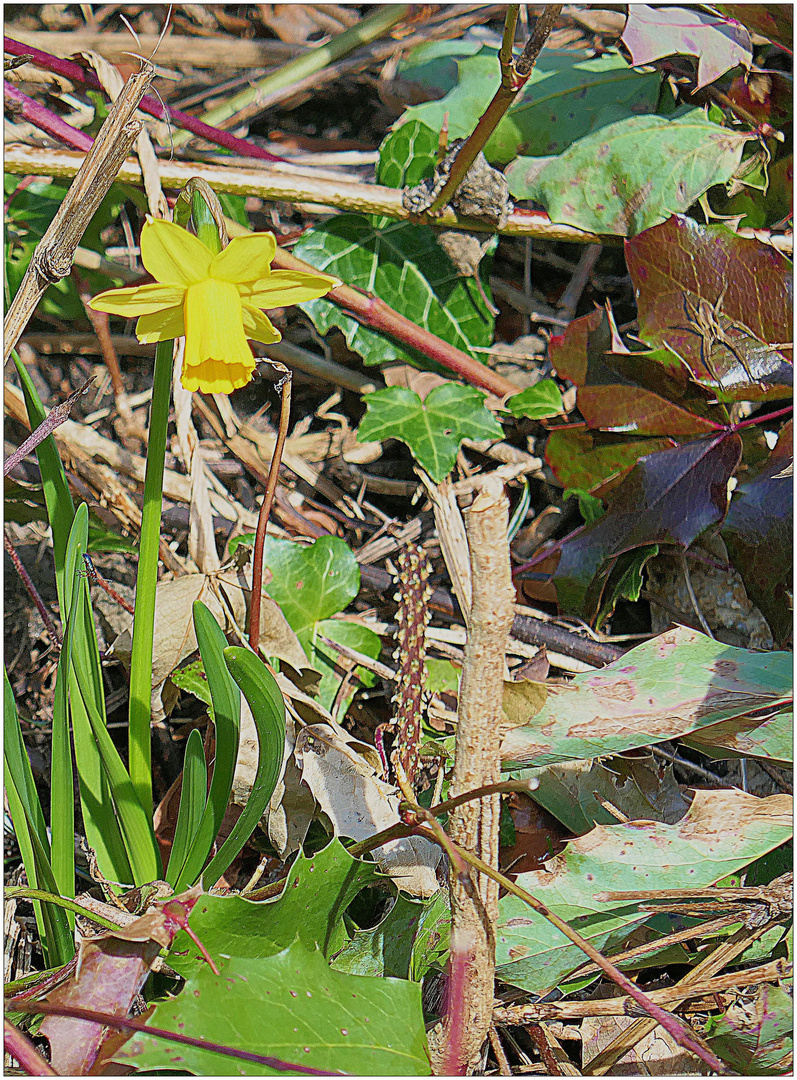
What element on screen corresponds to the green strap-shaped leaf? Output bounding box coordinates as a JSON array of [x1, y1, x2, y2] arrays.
[[171, 601, 242, 890], [166, 728, 208, 887], [201, 648, 286, 890], [5, 672, 73, 967]]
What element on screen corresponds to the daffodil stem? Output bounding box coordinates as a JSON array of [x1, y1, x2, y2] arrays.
[[128, 338, 173, 824], [249, 371, 292, 653]]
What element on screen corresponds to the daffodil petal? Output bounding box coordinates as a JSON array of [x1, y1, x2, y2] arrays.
[[241, 305, 281, 345], [181, 356, 256, 395], [210, 232, 277, 284], [140, 219, 213, 287], [239, 269, 339, 309], [136, 305, 186, 343], [182, 277, 256, 394], [90, 283, 185, 316]]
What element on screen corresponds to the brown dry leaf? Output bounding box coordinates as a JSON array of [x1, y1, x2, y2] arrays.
[[110, 570, 308, 718], [295, 723, 442, 897], [581, 986, 707, 1075], [39, 889, 202, 1075]]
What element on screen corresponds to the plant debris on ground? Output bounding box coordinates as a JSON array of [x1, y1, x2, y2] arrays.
[[3, 4, 793, 1077]]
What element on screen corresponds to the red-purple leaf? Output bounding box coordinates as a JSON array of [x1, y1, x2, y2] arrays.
[[577, 384, 722, 436], [553, 432, 743, 617], [546, 426, 676, 494], [722, 421, 793, 644], [714, 4, 793, 52], [625, 216, 793, 400]]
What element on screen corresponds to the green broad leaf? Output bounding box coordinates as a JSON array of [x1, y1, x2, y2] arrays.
[[116, 937, 430, 1076], [332, 890, 449, 982], [261, 536, 380, 714], [309, 618, 381, 714], [169, 840, 380, 978], [263, 535, 360, 632], [377, 119, 439, 189], [357, 384, 503, 483], [403, 48, 661, 165], [706, 983, 793, 1075], [504, 378, 563, 419], [293, 214, 495, 371], [506, 111, 754, 236], [495, 788, 792, 995], [564, 489, 605, 526], [501, 626, 793, 769]]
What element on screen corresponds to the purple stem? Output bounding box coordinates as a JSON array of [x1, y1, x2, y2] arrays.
[[5, 36, 285, 163], [12, 1001, 343, 1075], [4, 1018, 59, 1076], [5, 83, 94, 151], [4, 531, 62, 647], [733, 404, 793, 431]]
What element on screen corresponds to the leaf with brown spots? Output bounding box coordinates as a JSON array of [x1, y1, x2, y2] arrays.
[[506, 112, 753, 235], [495, 788, 792, 994], [501, 625, 792, 768]]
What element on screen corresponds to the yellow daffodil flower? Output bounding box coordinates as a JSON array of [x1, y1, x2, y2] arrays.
[[90, 219, 338, 394]]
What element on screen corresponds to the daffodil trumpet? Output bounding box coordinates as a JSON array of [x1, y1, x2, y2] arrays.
[[90, 218, 337, 395]]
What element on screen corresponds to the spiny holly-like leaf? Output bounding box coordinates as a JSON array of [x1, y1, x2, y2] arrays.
[[506, 111, 753, 236], [547, 427, 677, 495], [357, 384, 503, 483], [721, 420, 793, 645], [552, 432, 742, 619], [262, 536, 381, 710], [403, 48, 661, 165], [377, 119, 438, 190], [294, 214, 495, 371], [494, 788, 792, 994], [501, 625, 792, 769], [118, 938, 429, 1076], [504, 378, 563, 419], [621, 5, 753, 89], [625, 215, 793, 399], [706, 982, 793, 1075]]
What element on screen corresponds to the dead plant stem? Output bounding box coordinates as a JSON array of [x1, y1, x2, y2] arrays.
[[248, 371, 292, 653]]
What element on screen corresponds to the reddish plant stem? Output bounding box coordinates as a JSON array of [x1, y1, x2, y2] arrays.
[[9, 1001, 342, 1075], [4, 530, 62, 646], [4, 36, 285, 164], [409, 821, 731, 1075], [4, 83, 94, 151], [271, 248, 521, 398], [733, 404, 793, 430], [4, 1017, 59, 1076], [249, 370, 292, 653]]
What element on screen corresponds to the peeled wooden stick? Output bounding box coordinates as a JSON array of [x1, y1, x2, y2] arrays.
[[439, 474, 515, 1073]]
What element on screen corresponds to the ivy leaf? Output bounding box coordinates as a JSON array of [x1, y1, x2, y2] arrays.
[[262, 536, 381, 712], [504, 378, 563, 419], [548, 428, 677, 496], [377, 119, 439, 190], [294, 214, 495, 371], [506, 111, 754, 236], [625, 215, 793, 400], [357, 384, 503, 483]]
